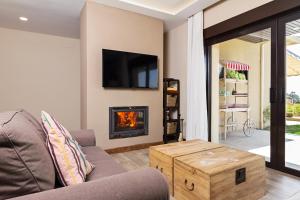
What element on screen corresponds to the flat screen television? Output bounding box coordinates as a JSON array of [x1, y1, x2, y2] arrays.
[[102, 49, 158, 89]]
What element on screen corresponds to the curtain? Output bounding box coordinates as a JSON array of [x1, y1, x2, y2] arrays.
[[186, 11, 208, 141]]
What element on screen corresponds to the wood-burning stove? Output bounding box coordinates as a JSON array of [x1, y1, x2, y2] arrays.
[[109, 106, 148, 139]]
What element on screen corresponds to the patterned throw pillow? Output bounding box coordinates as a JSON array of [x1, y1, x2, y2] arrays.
[[41, 111, 94, 186]]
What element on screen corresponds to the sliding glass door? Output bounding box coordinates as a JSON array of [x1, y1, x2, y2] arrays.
[[208, 23, 275, 165], [278, 10, 300, 175], [207, 8, 300, 177]]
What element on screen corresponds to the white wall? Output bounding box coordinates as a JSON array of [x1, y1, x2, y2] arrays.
[[0, 27, 81, 130]]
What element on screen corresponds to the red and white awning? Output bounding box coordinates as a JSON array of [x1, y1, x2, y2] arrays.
[[221, 60, 250, 71]]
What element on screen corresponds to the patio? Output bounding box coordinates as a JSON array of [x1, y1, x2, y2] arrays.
[[220, 124, 300, 171]]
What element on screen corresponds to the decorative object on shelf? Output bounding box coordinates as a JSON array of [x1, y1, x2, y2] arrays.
[[178, 132, 183, 142], [219, 60, 255, 140], [167, 86, 177, 93], [166, 95, 177, 107], [178, 118, 185, 142], [167, 122, 177, 134], [163, 78, 181, 143]]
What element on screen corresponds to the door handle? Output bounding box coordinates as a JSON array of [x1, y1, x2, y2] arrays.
[[155, 165, 163, 173], [280, 88, 285, 103], [270, 88, 276, 103]]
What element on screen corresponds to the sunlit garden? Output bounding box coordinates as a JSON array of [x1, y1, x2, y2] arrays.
[[286, 92, 300, 135]]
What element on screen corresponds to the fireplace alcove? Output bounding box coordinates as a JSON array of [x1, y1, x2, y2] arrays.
[[109, 106, 149, 139]]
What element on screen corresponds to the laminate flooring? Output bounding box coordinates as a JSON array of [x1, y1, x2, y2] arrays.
[[111, 148, 300, 200]]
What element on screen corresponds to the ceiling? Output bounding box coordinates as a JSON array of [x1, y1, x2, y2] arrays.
[[114, 0, 198, 15], [0, 0, 219, 38], [0, 0, 85, 38], [95, 0, 220, 31]]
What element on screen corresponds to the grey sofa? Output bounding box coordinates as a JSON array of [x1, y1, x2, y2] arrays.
[[0, 110, 169, 200]]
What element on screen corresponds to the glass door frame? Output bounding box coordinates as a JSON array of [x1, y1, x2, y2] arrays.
[[206, 19, 277, 168], [277, 9, 300, 176], [205, 9, 300, 177]]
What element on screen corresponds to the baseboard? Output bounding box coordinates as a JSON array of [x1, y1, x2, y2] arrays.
[[105, 141, 163, 154]]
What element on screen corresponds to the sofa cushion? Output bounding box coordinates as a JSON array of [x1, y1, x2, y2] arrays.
[[41, 111, 94, 186], [0, 110, 55, 200], [21, 110, 48, 142], [82, 146, 126, 181]]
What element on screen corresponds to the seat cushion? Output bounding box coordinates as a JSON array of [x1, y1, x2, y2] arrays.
[[41, 111, 94, 186], [82, 146, 126, 181], [0, 110, 55, 200]]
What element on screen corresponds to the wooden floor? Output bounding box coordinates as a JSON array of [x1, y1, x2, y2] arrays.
[[111, 148, 300, 200]]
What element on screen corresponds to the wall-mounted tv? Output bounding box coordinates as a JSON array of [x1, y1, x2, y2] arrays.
[[102, 49, 158, 89]]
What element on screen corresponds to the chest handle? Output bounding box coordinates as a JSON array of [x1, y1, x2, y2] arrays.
[[155, 165, 164, 173], [184, 179, 195, 191]]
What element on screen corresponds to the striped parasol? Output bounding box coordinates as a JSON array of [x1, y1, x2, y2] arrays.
[[221, 60, 250, 71]]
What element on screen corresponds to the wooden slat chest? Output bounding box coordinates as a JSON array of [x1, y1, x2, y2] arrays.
[[149, 140, 223, 195], [174, 147, 266, 200]]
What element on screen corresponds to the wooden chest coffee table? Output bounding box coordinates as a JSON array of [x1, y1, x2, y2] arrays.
[[149, 140, 223, 195], [174, 147, 266, 200]]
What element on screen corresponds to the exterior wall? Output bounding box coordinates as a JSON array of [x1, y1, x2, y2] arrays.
[[0, 27, 80, 129], [219, 39, 262, 130], [211, 38, 271, 138], [81, 2, 164, 149]]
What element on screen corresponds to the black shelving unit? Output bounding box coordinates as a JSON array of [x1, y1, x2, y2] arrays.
[[163, 78, 181, 143]]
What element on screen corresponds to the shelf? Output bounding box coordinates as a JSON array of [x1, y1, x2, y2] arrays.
[[165, 106, 178, 110], [220, 78, 248, 84], [166, 132, 177, 135], [166, 91, 178, 95], [166, 119, 179, 123], [219, 107, 250, 112], [163, 78, 180, 143], [164, 133, 178, 140], [220, 94, 248, 97], [219, 123, 239, 127]]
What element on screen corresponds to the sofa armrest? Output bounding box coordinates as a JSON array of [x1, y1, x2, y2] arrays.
[[69, 129, 96, 147], [10, 168, 169, 200]]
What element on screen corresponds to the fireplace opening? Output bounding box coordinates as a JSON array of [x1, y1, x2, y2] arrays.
[[109, 106, 148, 139]]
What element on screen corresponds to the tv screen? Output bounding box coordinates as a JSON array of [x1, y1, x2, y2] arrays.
[[102, 49, 158, 89]]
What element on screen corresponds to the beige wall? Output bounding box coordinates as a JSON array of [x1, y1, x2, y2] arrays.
[[80, 6, 88, 129], [0, 27, 81, 129], [204, 0, 273, 28], [81, 2, 164, 149], [164, 22, 187, 135]]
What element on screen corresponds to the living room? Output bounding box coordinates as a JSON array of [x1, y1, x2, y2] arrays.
[[1, 0, 300, 200]]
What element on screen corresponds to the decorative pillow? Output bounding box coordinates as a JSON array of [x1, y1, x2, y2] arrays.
[[41, 111, 94, 186]]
